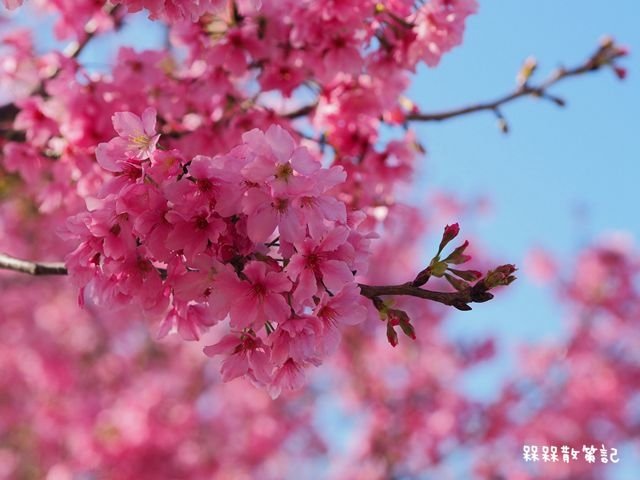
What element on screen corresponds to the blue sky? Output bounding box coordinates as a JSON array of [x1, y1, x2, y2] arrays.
[[409, 1, 638, 261]]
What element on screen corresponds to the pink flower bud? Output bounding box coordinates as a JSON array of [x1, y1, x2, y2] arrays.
[[386, 322, 399, 347], [614, 66, 627, 80], [448, 268, 482, 282], [398, 319, 416, 340], [484, 264, 518, 289], [444, 240, 471, 265], [437, 223, 460, 254], [444, 273, 469, 292], [412, 266, 432, 287]]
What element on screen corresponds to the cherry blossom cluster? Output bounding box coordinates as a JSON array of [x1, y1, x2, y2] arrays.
[[3, 0, 477, 72], [469, 239, 640, 479], [0, 277, 324, 479], [315, 239, 640, 480], [113, 0, 227, 21], [64, 110, 373, 396], [0, 0, 486, 396], [0, 2, 636, 478], [0, 0, 481, 224]]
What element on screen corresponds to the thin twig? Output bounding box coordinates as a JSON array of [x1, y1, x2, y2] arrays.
[[0, 4, 122, 137], [406, 68, 577, 123], [283, 103, 317, 119], [283, 41, 626, 124], [0, 252, 486, 310], [64, 5, 122, 61], [359, 282, 481, 310], [0, 253, 68, 276]]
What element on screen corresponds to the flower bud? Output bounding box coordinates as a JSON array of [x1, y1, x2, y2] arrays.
[[484, 264, 517, 288], [443, 240, 471, 265], [517, 56, 537, 87], [444, 273, 469, 292], [386, 322, 399, 347], [398, 319, 416, 340], [437, 223, 460, 255], [613, 66, 627, 80], [412, 266, 431, 287], [448, 268, 482, 282]]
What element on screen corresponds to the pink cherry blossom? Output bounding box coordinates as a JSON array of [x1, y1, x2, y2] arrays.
[[268, 358, 306, 399], [0, 3, 633, 474], [96, 108, 160, 172], [314, 283, 367, 354], [269, 313, 323, 367], [217, 261, 292, 330], [204, 332, 273, 385], [287, 227, 355, 307]]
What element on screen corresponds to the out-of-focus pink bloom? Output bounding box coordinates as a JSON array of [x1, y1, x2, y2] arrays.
[[524, 247, 558, 284], [2, 0, 23, 10], [409, 0, 478, 67], [268, 358, 306, 399], [114, 0, 225, 21]]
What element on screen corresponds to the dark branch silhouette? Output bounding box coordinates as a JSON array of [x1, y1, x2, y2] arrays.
[[283, 39, 627, 128]]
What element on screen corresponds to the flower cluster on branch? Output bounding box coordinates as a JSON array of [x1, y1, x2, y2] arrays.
[[0, 0, 626, 396]]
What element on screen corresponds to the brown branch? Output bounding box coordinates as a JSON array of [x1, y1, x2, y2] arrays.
[[0, 4, 122, 137], [0, 253, 175, 279], [0, 253, 67, 276], [359, 282, 487, 311], [406, 75, 565, 123], [283, 103, 317, 119], [0, 252, 499, 312], [63, 5, 122, 61], [407, 39, 626, 123], [0, 253, 474, 307], [281, 40, 626, 125]]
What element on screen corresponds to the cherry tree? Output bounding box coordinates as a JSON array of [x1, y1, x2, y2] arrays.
[[0, 1, 634, 478]]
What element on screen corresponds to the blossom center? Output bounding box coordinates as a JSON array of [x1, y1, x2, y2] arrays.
[[197, 178, 214, 193], [275, 163, 293, 181], [252, 282, 267, 298], [195, 215, 209, 230], [317, 305, 337, 324], [273, 198, 289, 212], [129, 132, 153, 150]]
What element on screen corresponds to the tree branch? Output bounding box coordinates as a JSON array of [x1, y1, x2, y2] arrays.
[[282, 39, 627, 125], [407, 62, 591, 123], [283, 103, 317, 120], [408, 39, 627, 124], [63, 5, 122, 61], [359, 282, 487, 311], [0, 253, 68, 276], [0, 252, 493, 311], [0, 4, 123, 138]]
